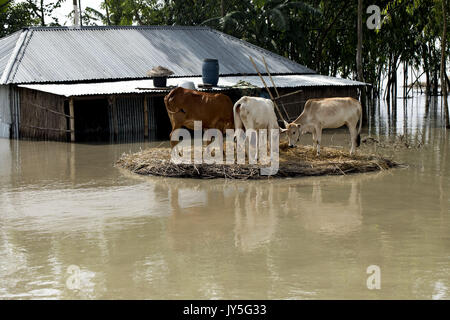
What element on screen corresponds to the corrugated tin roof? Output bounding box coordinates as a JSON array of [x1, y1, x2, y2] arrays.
[[18, 74, 365, 97], [0, 25, 315, 85], [0, 31, 21, 79]]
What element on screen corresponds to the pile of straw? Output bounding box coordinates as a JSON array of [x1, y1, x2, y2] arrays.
[[146, 66, 174, 77], [116, 142, 400, 180]]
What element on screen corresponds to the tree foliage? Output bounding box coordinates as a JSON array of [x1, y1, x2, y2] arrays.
[[1, 0, 449, 103]]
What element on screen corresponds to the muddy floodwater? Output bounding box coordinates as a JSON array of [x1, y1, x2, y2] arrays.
[[0, 96, 449, 299]]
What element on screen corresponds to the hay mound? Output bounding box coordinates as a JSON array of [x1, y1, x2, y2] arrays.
[[146, 66, 174, 77], [116, 143, 400, 180]]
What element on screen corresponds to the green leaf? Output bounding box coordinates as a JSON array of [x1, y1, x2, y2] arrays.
[[269, 8, 286, 30]]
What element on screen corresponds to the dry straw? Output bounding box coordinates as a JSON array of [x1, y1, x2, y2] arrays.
[[146, 66, 174, 77], [116, 142, 399, 180]]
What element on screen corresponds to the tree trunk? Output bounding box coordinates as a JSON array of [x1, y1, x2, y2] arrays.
[[433, 67, 438, 96], [73, 0, 80, 26], [78, 0, 83, 26], [386, 56, 392, 102], [441, 0, 449, 128], [40, 0, 45, 26], [446, 72, 450, 90], [357, 0, 366, 109], [403, 62, 408, 98], [221, 0, 225, 17], [105, 0, 111, 25], [423, 43, 431, 96]]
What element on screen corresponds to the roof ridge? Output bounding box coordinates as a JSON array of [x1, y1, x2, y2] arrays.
[[0, 29, 33, 84], [26, 25, 212, 31]]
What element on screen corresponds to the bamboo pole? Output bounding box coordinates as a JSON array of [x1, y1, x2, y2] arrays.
[[249, 56, 286, 123], [21, 125, 73, 132], [27, 101, 73, 118], [69, 98, 75, 142], [144, 95, 149, 139], [261, 56, 290, 120], [109, 96, 118, 140], [272, 89, 303, 100]]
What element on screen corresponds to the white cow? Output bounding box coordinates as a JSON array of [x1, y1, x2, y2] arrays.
[[233, 96, 280, 162], [233, 96, 279, 131], [281, 97, 362, 155]]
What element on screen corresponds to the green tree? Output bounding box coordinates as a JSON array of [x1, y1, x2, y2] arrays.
[[1, 1, 39, 37], [24, 0, 65, 26]]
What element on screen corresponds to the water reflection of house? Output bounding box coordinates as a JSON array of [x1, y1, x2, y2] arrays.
[[0, 26, 365, 143]]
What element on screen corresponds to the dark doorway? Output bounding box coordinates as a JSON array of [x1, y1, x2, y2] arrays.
[[74, 99, 110, 142], [149, 97, 172, 140]]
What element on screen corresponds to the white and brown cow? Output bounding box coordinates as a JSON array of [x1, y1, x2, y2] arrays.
[[281, 97, 363, 155]]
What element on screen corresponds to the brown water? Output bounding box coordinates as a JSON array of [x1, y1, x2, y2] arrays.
[[0, 96, 449, 299]]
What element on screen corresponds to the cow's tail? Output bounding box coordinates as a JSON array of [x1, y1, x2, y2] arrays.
[[357, 105, 363, 147], [233, 98, 245, 132]]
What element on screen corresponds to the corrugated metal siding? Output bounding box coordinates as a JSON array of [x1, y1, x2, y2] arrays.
[[0, 85, 10, 138], [18, 75, 366, 97], [10, 86, 20, 139], [0, 85, 12, 138], [2, 26, 314, 84], [0, 85, 20, 139], [115, 96, 145, 142], [147, 97, 157, 141]]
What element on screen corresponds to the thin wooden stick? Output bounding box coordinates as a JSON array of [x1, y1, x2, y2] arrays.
[[249, 56, 286, 122], [262, 57, 281, 97], [69, 98, 75, 142], [262, 56, 291, 120], [21, 124, 73, 132], [27, 101, 73, 118], [262, 56, 303, 120], [272, 89, 304, 100]]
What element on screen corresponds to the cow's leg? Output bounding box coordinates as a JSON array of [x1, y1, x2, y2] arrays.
[[312, 129, 317, 149], [348, 124, 357, 155], [170, 131, 177, 147], [169, 125, 184, 147], [315, 126, 322, 156], [250, 130, 258, 163]]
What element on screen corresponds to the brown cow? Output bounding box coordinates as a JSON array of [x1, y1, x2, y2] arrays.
[[164, 87, 234, 146]]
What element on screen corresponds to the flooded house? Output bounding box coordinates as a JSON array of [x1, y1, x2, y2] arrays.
[[0, 25, 365, 143]]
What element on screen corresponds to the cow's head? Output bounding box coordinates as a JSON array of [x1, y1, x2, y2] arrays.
[[280, 121, 301, 148]]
